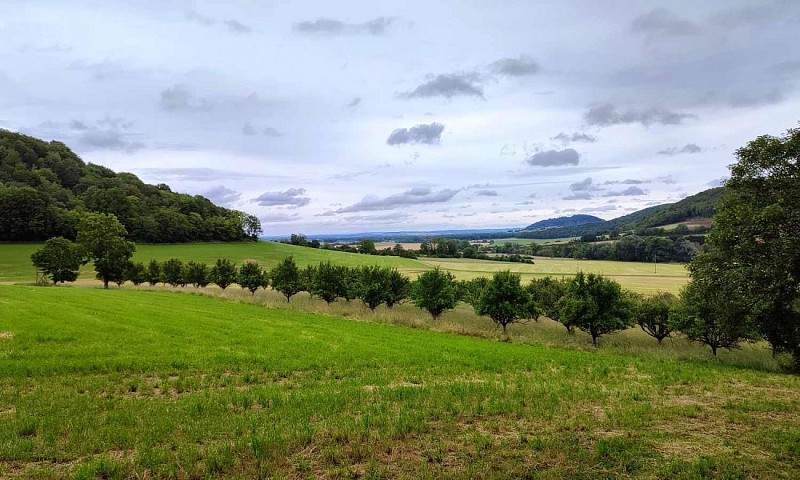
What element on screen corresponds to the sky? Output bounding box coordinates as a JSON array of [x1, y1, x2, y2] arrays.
[[1, 0, 799, 235]]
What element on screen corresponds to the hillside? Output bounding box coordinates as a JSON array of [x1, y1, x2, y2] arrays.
[[1, 285, 797, 478], [517, 187, 725, 239], [524, 214, 603, 231], [0, 130, 259, 242]]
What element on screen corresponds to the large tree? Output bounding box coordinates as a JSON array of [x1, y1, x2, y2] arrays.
[[690, 126, 800, 369], [556, 272, 633, 346], [76, 212, 135, 289], [528, 277, 571, 333], [634, 292, 676, 344], [311, 261, 344, 304], [475, 271, 539, 334], [209, 258, 237, 290], [238, 261, 268, 295], [411, 267, 458, 319], [270, 256, 302, 302], [30, 236, 86, 285]]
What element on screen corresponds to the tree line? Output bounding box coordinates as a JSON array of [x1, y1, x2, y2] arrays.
[[0, 130, 261, 242], [31, 225, 763, 359]]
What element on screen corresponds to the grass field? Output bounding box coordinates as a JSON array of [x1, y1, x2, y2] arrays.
[[1, 285, 798, 479], [476, 237, 579, 246], [0, 242, 688, 293], [0, 242, 429, 284]]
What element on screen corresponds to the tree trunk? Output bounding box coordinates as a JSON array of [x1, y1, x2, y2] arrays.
[[711, 345, 718, 357], [103, 279, 109, 289]]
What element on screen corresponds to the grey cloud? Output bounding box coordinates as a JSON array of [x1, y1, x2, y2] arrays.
[[260, 213, 301, 223], [34, 117, 144, 153], [79, 128, 144, 153], [185, 10, 215, 26], [224, 20, 252, 33], [69, 120, 88, 130], [335, 187, 459, 213], [202, 185, 241, 207], [489, 56, 539, 76], [347, 97, 361, 107], [328, 163, 392, 181], [387, 122, 444, 145], [657, 143, 702, 155], [604, 186, 647, 197], [342, 212, 414, 224], [563, 192, 592, 200], [474, 189, 498, 197], [581, 205, 618, 213], [399, 73, 484, 100], [584, 104, 693, 127], [243, 122, 282, 137], [711, 1, 799, 28], [769, 61, 800, 75], [136, 168, 270, 182], [294, 17, 395, 36], [569, 177, 596, 191], [551, 132, 597, 144], [631, 9, 700, 38], [263, 127, 283, 137], [729, 89, 785, 108], [242, 122, 256, 135], [601, 178, 645, 185], [160, 84, 211, 112], [253, 188, 310, 207], [526, 148, 580, 167]]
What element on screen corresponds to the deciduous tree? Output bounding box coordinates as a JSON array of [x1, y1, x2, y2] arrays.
[[411, 267, 458, 319], [76, 212, 135, 289], [30, 236, 86, 285]]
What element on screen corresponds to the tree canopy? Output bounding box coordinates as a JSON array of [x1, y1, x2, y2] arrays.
[[0, 130, 261, 242]]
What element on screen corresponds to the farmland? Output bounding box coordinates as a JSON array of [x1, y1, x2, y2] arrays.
[[1, 285, 798, 478], [0, 242, 688, 293]]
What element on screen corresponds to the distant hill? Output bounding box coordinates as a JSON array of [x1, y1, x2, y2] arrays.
[[0, 130, 260, 242], [516, 187, 725, 239], [524, 214, 603, 231]]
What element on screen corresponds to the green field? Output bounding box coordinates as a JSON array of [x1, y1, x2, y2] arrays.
[[1, 285, 798, 478], [0, 242, 688, 293], [423, 257, 688, 294], [0, 242, 429, 284]]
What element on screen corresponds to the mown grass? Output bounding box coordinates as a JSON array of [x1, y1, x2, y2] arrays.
[[1, 285, 798, 479], [0, 242, 688, 293]]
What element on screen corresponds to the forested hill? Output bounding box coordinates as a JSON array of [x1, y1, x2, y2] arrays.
[[524, 214, 603, 231], [516, 187, 725, 239], [0, 130, 260, 242]]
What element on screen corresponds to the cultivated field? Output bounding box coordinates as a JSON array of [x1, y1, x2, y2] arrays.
[[422, 257, 689, 294], [0, 242, 689, 293], [1, 285, 798, 479]]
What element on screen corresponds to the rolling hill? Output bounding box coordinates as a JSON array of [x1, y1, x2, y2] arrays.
[[517, 187, 725, 239], [0, 130, 259, 242], [524, 214, 603, 231]]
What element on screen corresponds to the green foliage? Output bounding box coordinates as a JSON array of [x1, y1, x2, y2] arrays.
[[76, 212, 135, 289], [184, 261, 210, 288], [145, 259, 161, 286], [634, 292, 676, 343], [475, 271, 539, 333], [458, 277, 489, 306], [161, 259, 184, 287], [270, 256, 302, 302], [0, 130, 259, 242], [673, 259, 758, 356], [557, 272, 634, 346], [411, 267, 458, 319], [338, 265, 360, 302], [209, 258, 237, 290], [356, 265, 390, 310], [385, 268, 411, 308], [357, 238, 377, 255], [30, 236, 86, 285], [690, 126, 800, 369], [124, 262, 147, 286], [528, 277, 570, 331], [311, 261, 344, 304], [238, 262, 268, 295]]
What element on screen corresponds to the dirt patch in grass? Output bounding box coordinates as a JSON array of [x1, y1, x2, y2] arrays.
[[0, 332, 13, 340]]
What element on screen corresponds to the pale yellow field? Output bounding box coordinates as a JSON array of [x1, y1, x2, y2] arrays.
[[419, 256, 689, 294]]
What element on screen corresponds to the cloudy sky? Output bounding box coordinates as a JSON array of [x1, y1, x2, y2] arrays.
[[2, 1, 799, 235]]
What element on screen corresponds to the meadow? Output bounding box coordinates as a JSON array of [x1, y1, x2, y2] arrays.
[[1, 285, 798, 479], [0, 242, 688, 293]]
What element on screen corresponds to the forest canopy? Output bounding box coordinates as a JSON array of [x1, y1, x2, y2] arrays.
[[0, 130, 261, 242]]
